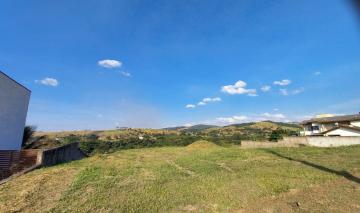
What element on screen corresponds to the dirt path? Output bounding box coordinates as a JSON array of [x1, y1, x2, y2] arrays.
[[166, 160, 197, 176]]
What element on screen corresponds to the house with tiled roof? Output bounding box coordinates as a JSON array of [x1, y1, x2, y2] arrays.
[[301, 114, 360, 136]]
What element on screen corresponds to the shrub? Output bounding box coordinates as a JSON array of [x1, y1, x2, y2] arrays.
[[22, 126, 36, 147], [269, 129, 284, 142]]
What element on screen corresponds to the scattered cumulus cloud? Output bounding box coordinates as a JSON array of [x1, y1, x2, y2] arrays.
[[120, 71, 131, 77], [280, 88, 304, 96], [185, 104, 196, 109], [210, 112, 288, 125], [261, 112, 285, 119], [221, 80, 257, 96], [216, 115, 248, 124], [198, 101, 206, 106], [273, 79, 291, 86], [185, 112, 316, 126], [35, 77, 59, 87], [292, 87, 305, 95], [314, 71, 321, 76], [203, 97, 221, 103], [184, 110, 322, 127], [279, 89, 289, 96], [98, 59, 122, 68], [261, 85, 271, 92], [194, 97, 222, 106], [184, 123, 193, 127]]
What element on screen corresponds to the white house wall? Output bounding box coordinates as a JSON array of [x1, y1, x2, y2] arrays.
[[351, 121, 360, 127], [0, 73, 31, 150], [324, 128, 360, 137]]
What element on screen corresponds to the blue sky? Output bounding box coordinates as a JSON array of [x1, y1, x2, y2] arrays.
[[1, 0, 360, 131]]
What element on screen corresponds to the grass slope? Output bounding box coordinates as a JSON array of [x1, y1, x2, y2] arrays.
[[1, 145, 359, 212]]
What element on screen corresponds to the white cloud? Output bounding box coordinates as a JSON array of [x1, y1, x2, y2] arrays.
[[273, 79, 291, 86], [273, 108, 279, 111], [198, 101, 206, 106], [280, 88, 304, 96], [261, 112, 285, 119], [98, 59, 122, 68], [184, 123, 193, 127], [314, 71, 321, 76], [195, 97, 222, 106], [221, 80, 257, 96], [292, 87, 304, 95], [35, 77, 59, 87], [261, 85, 271, 92], [185, 104, 196, 109], [120, 71, 131, 77], [185, 112, 318, 127], [279, 89, 289, 96], [203, 97, 222, 103], [216, 115, 248, 124]]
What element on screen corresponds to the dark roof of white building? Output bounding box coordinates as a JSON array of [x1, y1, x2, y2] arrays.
[[0, 71, 31, 92], [301, 114, 360, 125], [320, 124, 360, 135]]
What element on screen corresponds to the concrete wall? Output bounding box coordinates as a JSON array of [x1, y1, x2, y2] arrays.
[[0, 72, 31, 150], [40, 143, 86, 167], [241, 137, 360, 148], [241, 137, 307, 148], [306, 136, 360, 147]]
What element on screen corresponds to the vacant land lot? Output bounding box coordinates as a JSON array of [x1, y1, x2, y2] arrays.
[[1, 142, 359, 212]]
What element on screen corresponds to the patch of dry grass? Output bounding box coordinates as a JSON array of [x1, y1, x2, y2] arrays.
[[186, 140, 220, 149], [0, 166, 79, 212]]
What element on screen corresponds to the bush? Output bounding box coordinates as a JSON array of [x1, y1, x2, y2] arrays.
[[22, 126, 36, 147], [79, 135, 202, 155], [269, 129, 284, 142]]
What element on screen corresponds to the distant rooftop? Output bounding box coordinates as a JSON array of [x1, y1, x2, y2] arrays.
[[301, 113, 360, 125]]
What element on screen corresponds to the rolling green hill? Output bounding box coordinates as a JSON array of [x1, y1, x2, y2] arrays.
[[29, 121, 302, 154]]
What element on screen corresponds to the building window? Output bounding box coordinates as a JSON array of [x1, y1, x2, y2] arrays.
[[312, 126, 320, 131]]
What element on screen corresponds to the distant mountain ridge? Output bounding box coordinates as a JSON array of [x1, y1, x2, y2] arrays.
[[33, 121, 303, 150]]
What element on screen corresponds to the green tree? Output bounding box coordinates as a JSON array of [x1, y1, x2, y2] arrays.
[[269, 129, 284, 142], [22, 126, 36, 147]]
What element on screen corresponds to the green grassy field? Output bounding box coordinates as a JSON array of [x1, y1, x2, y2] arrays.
[[1, 141, 359, 212]]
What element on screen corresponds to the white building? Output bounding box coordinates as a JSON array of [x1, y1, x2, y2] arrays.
[[301, 114, 360, 137], [0, 71, 31, 150]]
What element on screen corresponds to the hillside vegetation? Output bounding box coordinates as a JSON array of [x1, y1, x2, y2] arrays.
[[30, 121, 302, 154], [1, 144, 359, 212]]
